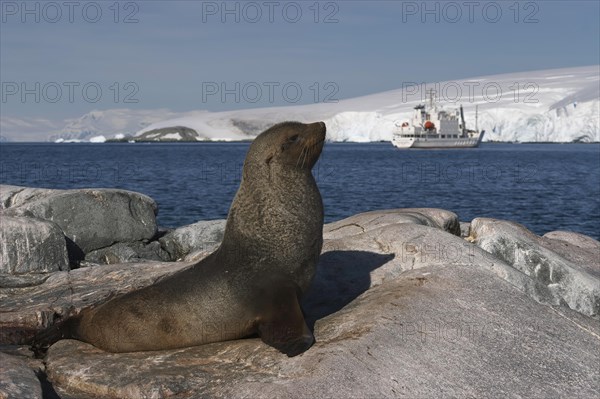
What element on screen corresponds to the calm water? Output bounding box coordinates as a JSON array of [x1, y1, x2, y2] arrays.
[[1, 142, 599, 239]]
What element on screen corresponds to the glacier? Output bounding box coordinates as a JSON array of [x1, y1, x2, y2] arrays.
[[134, 65, 599, 143], [1, 65, 598, 143]]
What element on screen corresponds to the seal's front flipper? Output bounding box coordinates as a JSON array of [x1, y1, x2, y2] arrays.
[[257, 282, 314, 357]]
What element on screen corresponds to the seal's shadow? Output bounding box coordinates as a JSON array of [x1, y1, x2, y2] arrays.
[[302, 250, 394, 329]]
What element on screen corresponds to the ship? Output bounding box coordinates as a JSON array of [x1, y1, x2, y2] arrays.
[[391, 89, 485, 149]]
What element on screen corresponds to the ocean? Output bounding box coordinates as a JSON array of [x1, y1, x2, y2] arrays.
[[1, 142, 599, 239]]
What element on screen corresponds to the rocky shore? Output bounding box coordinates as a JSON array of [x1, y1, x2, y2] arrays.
[[1, 185, 598, 398]]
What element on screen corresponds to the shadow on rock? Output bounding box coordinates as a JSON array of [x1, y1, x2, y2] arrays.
[[302, 250, 394, 328], [64, 236, 85, 267]]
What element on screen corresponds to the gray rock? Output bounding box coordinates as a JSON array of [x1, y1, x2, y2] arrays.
[[45, 263, 599, 399], [470, 218, 600, 317], [543, 230, 600, 250], [323, 208, 460, 240], [460, 221, 471, 238], [0, 185, 59, 210], [2, 186, 158, 254], [1, 203, 597, 398], [0, 274, 50, 289], [159, 219, 226, 260], [0, 261, 191, 345], [0, 216, 69, 275], [85, 241, 170, 264], [539, 233, 600, 275], [0, 346, 46, 392], [182, 248, 215, 263], [308, 224, 549, 320], [0, 352, 42, 399]]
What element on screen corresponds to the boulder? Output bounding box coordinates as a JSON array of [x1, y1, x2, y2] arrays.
[[470, 218, 600, 317], [0, 352, 42, 399], [323, 208, 460, 240], [45, 263, 599, 398], [460, 221, 471, 238], [0, 185, 59, 210], [159, 220, 226, 260], [85, 241, 170, 264], [2, 186, 158, 254], [543, 230, 600, 250], [307, 224, 548, 322], [0, 216, 69, 275], [0, 274, 50, 289], [1, 200, 597, 398], [0, 262, 191, 345], [540, 232, 600, 274]]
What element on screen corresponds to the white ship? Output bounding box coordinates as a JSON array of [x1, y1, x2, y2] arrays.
[[392, 90, 484, 149]]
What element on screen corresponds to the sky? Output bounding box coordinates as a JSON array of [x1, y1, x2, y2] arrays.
[[1, 0, 599, 123]]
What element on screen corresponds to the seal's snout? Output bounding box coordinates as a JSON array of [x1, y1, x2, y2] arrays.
[[307, 121, 326, 142], [318, 122, 326, 139]]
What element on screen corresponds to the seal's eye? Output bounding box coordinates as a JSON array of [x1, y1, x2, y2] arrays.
[[281, 135, 299, 152]]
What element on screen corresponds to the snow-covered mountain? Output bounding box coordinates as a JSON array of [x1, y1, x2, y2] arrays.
[[0, 109, 184, 142], [50, 109, 187, 142], [134, 65, 599, 143], [2, 65, 598, 142]]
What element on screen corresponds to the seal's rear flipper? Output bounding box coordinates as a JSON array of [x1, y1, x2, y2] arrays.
[[257, 282, 315, 357], [29, 317, 79, 357]]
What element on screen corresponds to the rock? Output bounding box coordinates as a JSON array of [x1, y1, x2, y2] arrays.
[[2, 186, 158, 254], [540, 232, 600, 275], [182, 248, 216, 263], [0, 346, 58, 399], [0, 216, 69, 274], [543, 230, 600, 250], [1, 199, 597, 397], [0, 274, 50, 289], [0, 185, 59, 210], [0, 262, 191, 345], [159, 220, 226, 261], [0, 352, 42, 399], [323, 208, 460, 240], [470, 218, 600, 317], [460, 221, 471, 238], [307, 224, 549, 322], [45, 263, 600, 398], [85, 241, 170, 264]]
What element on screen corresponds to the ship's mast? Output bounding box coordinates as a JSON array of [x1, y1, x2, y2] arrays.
[[427, 88, 436, 110], [460, 105, 466, 137], [475, 105, 479, 132]]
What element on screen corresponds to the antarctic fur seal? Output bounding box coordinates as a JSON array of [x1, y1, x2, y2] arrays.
[[66, 121, 326, 357]]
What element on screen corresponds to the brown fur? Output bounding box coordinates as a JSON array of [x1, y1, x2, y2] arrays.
[[74, 121, 326, 356]]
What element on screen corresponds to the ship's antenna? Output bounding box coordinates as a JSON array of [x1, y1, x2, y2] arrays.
[[476, 105, 479, 132]]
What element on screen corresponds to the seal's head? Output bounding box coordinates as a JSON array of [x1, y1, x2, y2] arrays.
[[245, 121, 326, 172]]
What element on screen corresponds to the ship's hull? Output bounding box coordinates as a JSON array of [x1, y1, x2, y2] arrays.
[[392, 132, 484, 149]]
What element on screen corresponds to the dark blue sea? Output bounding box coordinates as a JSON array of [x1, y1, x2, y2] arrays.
[[1, 142, 599, 239]]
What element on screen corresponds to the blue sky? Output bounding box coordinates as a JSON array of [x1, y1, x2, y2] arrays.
[[1, 0, 599, 120]]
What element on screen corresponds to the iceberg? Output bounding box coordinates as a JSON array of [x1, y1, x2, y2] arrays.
[[89, 135, 107, 143]]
